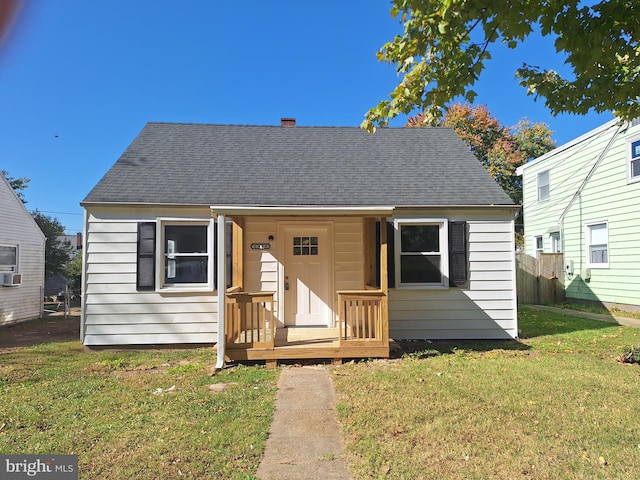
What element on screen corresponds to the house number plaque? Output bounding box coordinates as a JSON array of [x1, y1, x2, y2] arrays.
[[251, 243, 271, 250]]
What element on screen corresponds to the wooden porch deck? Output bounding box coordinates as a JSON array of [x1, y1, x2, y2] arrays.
[[225, 326, 389, 365], [223, 290, 389, 366]]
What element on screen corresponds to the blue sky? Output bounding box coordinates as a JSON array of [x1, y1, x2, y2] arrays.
[[1, 1, 613, 234]]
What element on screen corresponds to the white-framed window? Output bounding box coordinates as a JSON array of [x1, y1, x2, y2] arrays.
[[628, 136, 640, 183], [158, 219, 214, 290], [537, 170, 550, 201], [394, 219, 448, 288], [534, 235, 543, 257], [586, 222, 608, 268], [0, 244, 18, 272], [550, 232, 561, 253]]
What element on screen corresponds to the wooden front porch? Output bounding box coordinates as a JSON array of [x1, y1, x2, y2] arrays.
[[223, 289, 389, 366], [219, 215, 390, 366]]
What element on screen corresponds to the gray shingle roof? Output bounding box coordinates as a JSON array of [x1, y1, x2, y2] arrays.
[[82, 122, 514, 207]]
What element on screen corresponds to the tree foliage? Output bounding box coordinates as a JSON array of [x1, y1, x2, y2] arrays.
[[31, 210, 74, 277], [407, 103, 556, 203], [64, 255, 82, 290], [363, 0, 640, 131], [1, 170, 30, 203]]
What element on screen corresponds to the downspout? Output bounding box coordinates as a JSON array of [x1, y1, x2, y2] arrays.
[[215, 213, 226, 370], [557, 121, 625, 276]]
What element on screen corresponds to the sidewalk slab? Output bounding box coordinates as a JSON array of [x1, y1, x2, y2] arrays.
[[256, 366, 350, 480]]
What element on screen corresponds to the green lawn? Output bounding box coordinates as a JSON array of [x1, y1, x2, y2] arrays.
[[3, 308, 640, 479], [0, 339, 278, 479], [333, 306, 640, 479]]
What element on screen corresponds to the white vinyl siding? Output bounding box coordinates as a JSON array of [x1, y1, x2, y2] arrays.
[[0, 176, 45, 325], [82, 207, 217, 345], [83, 208, 517, 343], [389, 218, 517, 340]]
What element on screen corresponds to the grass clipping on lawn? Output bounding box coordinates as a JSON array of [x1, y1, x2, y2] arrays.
[[333, 307, 640, 480], [0, 343, 278, 479]]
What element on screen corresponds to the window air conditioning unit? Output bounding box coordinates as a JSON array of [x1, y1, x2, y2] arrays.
[[1, 272, 22, 286]]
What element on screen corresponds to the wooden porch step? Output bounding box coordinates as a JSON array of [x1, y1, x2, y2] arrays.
[[225, 343, 389, 362], [276, 327, 340, 346]]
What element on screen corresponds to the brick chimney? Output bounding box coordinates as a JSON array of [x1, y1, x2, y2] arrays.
[[280, 117, 296, 127]]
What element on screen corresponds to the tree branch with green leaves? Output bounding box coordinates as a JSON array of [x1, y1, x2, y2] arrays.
[[362, 0, 639, 132]]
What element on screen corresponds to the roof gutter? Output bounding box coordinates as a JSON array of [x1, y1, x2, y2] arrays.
[[209, 205, 518, 215], [81, 203, 517, 213], [209, 205, 396, 216]]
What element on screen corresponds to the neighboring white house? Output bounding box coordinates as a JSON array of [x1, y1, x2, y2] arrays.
[[0, 173, 46, 325], [517, 118, 640, 310], [80, 121, 519, 361]]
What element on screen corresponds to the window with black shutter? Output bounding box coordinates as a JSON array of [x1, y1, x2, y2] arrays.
[[393, 219, 447, 287], [388, 218, 468, 289]]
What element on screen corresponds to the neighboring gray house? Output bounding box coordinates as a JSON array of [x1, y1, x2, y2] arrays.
[[517, 118, 640, 310], [0, 173, 46, 325], [81, 120, 519, 363], [57, 233, 83, 259]]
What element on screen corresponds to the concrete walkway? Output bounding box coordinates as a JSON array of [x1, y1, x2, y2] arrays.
[[528, 305, 640, 327], [256, 366, 351, 480]]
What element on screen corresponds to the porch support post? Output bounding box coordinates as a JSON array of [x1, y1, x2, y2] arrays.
[[232, 218, 244, 289], [380, 217, 389, 346], [216, 213, 226, 370]]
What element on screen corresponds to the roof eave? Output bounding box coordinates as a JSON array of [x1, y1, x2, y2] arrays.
[[81, 201, 517, 213], [515, 118, 622, 176]]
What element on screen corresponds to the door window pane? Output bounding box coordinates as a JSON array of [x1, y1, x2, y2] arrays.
[[293, 236, 319, 256]]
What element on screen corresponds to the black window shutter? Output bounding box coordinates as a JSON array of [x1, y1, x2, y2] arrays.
[[387, 220, 395, 289], [449, 221, 467, 287], [137, 222, 156, 291]]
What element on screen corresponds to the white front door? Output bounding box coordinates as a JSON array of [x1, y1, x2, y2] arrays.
[[281, 224, 332, 327]]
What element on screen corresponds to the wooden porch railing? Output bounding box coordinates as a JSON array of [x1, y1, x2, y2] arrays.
[[225, 289, 276, 350], [337, 290, 387, 346]]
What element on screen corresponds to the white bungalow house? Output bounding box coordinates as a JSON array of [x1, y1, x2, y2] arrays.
[[0, 173, 46, 325], [517, 118, 640, 311], [81, 120, 519, 365]]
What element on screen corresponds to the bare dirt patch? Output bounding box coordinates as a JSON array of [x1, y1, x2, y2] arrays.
[[0, 312, 80, 352]]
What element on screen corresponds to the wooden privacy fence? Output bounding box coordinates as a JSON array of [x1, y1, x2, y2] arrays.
[[516, 253, 565, 305]]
